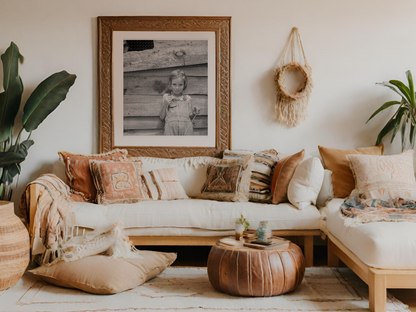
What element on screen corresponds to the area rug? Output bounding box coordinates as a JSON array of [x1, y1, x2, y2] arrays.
[[0, 267, 410, 312]]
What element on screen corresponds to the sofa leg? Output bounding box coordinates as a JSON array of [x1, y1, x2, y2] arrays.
[[327, 239, 339, 267], [303, 235, 313, 267], [369, 269, 386, 312]]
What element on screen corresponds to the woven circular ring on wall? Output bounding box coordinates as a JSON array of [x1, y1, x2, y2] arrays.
[[275, 62, 312, 100]]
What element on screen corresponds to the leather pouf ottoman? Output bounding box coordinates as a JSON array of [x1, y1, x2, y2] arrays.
[[207, 241, 305, 297]]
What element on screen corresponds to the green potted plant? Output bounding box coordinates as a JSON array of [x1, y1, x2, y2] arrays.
[[235, 214, 250, 240], [366, 70, 416, 151], [0, 42, 76, 200]]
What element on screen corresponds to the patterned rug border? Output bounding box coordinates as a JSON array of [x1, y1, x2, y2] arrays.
[[0, 267, 410, 312]]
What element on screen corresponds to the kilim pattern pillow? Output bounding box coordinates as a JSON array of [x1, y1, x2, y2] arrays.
[[196, 155, 254, 202], [223, 149, 282, 203], [89, 158, 149, 205], [201, 164, 242, 193]]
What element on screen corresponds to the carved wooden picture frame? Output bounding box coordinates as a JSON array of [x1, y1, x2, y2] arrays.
[[98, 16, 231, 158]]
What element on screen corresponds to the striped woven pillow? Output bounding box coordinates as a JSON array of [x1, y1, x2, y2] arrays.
[[149, 167, 188, 200], [223, 149, 282, 203]]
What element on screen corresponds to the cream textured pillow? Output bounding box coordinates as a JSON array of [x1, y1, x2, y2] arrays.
[[196, 155, 254, 202], [348, 150, 416, 200], [316, 170, 334, 208], [287, 157, 324, 209], [318, 144, 384, 198], [29, 251, 177, 294]]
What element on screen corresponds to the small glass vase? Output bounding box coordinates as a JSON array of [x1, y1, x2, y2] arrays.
[[256, 221, 272, 242], [235, 223, 244, 240]]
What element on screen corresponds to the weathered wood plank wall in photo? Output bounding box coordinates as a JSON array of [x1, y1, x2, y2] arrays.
[[123, 40, 209, 136]]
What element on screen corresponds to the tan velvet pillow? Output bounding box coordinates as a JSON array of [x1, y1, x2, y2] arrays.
[[90, 158, 150, 205], [196, 155, 254, 202], [348, 150, 416, 200], [58, 149, 128, 202], [271, 149, 305, 204], [318, 144, 384, 198], [29, 251, 177, 294]]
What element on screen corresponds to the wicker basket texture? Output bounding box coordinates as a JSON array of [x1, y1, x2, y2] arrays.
[[0, 201, 29, 291]]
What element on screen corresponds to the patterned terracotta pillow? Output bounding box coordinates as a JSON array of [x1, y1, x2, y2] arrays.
[[196, 155, 254, 202], [148, 167, 188, 200], [89, 158, 150, 205], [348, 150, 416, 200], [58, 149, 128, 202]]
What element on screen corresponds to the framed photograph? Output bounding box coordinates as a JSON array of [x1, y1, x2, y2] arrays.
[[98, 16, 231, 158]]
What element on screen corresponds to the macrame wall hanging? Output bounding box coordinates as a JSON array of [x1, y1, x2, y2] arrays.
[[275, 27, 313, 127]]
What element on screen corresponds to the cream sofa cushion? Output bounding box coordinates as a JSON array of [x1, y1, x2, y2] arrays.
[[29, 251, 176, 294], [71, 199, 322, 231], [288, 157, 324, 209], [348, 150, 416, 200]]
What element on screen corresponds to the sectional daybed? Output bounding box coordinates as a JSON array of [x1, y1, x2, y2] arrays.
[[319, 146, 416, 312], [323, 198, 416, 312], [23, 146, 416, 312]]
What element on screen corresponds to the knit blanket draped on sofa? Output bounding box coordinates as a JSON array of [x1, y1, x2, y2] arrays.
[[340, 196, 416, 227]]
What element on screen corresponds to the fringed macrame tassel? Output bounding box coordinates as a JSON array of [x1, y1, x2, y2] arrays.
[[274, 28, 313, 127], [275, 97, 310, 127]]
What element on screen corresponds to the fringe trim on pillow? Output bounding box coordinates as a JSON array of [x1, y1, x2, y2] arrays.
[[137, 156, 220, 169], [196, 155, 254, 202]]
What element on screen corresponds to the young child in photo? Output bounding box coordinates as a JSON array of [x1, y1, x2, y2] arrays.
[[159, 70, 200, 135]]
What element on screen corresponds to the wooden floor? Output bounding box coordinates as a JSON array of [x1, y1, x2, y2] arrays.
[[138, 245, 416, 310]]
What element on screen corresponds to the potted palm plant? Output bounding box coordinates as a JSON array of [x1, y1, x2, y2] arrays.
[[0, 42, 76, 200], [0, 42, 76, 291], [367, 70, 416, 151]]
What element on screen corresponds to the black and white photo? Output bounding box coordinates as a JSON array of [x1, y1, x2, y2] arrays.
[[123, 40, 208, 136]]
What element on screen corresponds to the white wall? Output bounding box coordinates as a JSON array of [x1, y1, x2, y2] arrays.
[[1, 0, 416, 206]]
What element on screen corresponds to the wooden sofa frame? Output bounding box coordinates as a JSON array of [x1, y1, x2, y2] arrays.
[[28, 184, 320, 267], [327, 231, 416, 312]]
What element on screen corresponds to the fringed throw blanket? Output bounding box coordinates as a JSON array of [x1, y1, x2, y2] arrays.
[[341, 196, 416, 227], [20, 174, 141, 266], [20, 174, 75, 264]]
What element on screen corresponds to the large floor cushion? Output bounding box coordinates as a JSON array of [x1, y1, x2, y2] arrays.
[[72, 199, 322, 233], [323, 198, 416, 269]]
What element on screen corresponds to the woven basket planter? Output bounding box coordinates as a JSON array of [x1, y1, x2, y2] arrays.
[[0, 201, 30, 290]]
